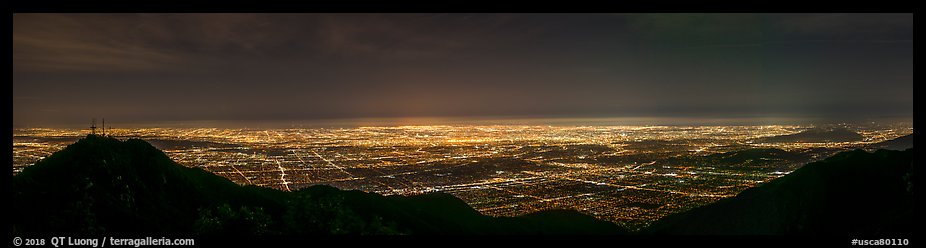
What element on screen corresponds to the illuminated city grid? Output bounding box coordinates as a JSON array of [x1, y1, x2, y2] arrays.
[[12, 123, 912, 229]]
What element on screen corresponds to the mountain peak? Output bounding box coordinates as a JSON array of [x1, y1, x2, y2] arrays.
[[13, 137, 627, 235]]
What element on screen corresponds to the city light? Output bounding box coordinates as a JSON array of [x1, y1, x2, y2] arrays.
[[12, 123, 912, 229]]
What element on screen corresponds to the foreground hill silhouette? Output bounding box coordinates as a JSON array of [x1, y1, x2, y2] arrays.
[[645, 148, 915, 235], [13, 135, 915, 236], [12, 135, 626, 235]]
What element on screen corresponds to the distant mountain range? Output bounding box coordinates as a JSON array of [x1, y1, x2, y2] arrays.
[[700, 148, 812, 166], [11, 135, 626, 235], [655, 147, 816, 173], [755, 127, 864, 143], [12, 134, 914, 235], [869, 133, 913, 151]]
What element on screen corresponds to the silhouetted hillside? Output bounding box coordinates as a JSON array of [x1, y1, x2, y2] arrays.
[[12, 135, 627, 235], [756, 128, 863, 143], [14, 135, 913, 236], [868, 134, 913, 151], [645, 148, 915, 235], [703, 148, 807, 164], [657, 148, 814, 172]]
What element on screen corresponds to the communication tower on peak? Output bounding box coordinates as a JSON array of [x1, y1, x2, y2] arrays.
[[90, 118, 97, 135]]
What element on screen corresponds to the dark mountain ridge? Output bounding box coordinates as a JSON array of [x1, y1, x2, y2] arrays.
[[12, 135, 626, 235], [13, 135, 914, 236], [756, 127, 864, 143], [645, 148, 915, 235], [868, 133, 913, 151]]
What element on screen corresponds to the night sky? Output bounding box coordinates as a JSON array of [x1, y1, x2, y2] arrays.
[[13, 13, 913, 127]]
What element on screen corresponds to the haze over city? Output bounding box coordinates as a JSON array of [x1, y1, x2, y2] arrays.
[[14, 13, 912, 127]]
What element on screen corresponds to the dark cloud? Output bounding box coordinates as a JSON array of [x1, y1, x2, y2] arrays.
[[13, 13, 912, 127]]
